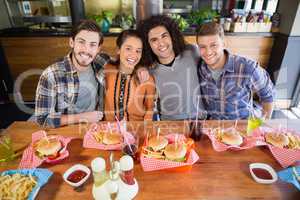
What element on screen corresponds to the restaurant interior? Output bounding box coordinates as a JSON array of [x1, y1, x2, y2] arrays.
[[0, 0, 300, 199]]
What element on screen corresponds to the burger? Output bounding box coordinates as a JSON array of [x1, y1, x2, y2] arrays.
[[102, 132, 122, 145], [220, 131, 243, 146], [265, 132, 289, 148], [142, 136, 168, 159], [34, 137, 62, 159], [148, 136, 168, 151], [164, 143, 187, 162]]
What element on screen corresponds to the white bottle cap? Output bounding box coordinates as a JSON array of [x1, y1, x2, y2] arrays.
[[119, 155, 134, 171], [91, 157, 106, 172]]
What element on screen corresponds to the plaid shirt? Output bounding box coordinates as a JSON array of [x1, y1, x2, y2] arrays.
[[198, 50, 274, 120], [35, 52, 109, 127]]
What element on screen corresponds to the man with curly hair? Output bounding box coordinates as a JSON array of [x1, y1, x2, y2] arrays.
[[138, 15, 204, 120]]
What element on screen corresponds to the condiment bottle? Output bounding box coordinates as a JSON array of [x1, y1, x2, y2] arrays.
[[107, 167, 119, 200], [91, 157, 108, 187], [119, 155, 135, 185]]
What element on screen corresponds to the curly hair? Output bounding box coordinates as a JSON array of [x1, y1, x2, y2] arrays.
[[137, 15, 186, 67]]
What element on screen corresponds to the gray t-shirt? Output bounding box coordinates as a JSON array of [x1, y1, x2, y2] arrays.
[[208, 66, 223, 82], [151, 44, 205, 120], [75, 66, 98, 113]]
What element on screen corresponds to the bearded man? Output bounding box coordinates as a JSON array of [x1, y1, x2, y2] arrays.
[[35, 20, 109, 127]]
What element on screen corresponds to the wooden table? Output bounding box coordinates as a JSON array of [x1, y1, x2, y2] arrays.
[[1, 120, 299, 200]]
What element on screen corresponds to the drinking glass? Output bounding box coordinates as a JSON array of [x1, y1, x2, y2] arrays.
[[122, 132, 139, 162], [0, 135, 15, 163]]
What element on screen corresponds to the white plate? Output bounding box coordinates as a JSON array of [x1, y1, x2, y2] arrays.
[[63, 164, 91, 187]]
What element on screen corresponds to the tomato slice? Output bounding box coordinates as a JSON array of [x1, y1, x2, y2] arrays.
[[47, 152, 60, 160]]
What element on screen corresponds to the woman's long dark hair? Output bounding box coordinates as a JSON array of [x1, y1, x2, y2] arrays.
[[110, 30, 146, 84], [137, 15, 186, 67]]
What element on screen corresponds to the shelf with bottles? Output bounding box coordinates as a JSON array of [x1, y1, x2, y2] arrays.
[[4, 0, 71, 27], [225, 9, 273, 33]]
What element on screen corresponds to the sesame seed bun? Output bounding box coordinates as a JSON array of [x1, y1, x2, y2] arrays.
[[35, 137, 62, 156], [102, 132, 122, 145], [221, 131, 243, 146], [164, 143, 187, 162], [265, 132, 289, 148], [148, 136, 168, 152]]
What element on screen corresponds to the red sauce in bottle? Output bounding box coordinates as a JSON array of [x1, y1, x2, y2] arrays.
[[121, 170, 135, 185], [252, 168, 273, 180], [67, 170, 87, 183]]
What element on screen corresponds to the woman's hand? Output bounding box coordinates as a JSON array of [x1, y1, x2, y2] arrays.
[[137, 67, 150, 83]]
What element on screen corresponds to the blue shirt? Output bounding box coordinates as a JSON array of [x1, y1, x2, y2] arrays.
[[198, 50, 274, 120]]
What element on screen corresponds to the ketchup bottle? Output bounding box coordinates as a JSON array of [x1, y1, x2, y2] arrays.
[[119, 155, 135, 185]]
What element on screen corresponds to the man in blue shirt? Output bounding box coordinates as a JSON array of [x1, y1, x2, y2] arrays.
[[196, 22, 274, 120]]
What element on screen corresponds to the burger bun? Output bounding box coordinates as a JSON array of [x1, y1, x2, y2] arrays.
[[102, 132, 122, 145], [148, 136, 168, 152], [35, 137, 62, 156], [265, 132, 289, 148], [221, 131, 243, 146], [164, 143, 187, 162]]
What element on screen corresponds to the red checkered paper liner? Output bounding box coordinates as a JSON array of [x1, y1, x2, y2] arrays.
[[258, 126, 300, 168], [140, 134, 199, 172], [203, 127, 265, 152], [83, 123, 135, 150], [19, 131, 72, 169]]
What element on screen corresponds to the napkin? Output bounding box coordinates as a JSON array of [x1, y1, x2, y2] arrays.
[[278, 166, 300, 191]]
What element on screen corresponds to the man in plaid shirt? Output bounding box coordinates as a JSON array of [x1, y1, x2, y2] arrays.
[[35, 20, 109, 127], [196, 22, 274, 120]]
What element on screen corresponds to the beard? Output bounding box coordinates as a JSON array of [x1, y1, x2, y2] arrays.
[[72, 50, 94, 68]]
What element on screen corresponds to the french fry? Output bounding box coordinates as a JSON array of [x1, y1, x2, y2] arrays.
[[0, 173, 37, 200], [284, 132, 300, 149]]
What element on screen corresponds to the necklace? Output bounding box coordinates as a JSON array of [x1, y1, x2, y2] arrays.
[[113, 72, 131, 120]]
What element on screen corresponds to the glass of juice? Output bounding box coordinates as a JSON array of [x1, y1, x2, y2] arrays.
[[246, 117, 263, 136], [0, 135, 15, 163]]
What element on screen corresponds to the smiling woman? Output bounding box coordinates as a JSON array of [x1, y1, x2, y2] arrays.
[[104, 30, 156, 121]]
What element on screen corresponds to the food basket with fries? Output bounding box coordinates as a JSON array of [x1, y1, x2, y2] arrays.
[[19, 131, 73, 169], [204, 127, 265, 152], [259, 126, 300, 168], [83, 123, 135, 150], [0, 168, 53, 200], [140, 133, 199, 172]]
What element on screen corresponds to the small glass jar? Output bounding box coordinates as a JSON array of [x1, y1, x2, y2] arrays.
[[107, 168, 119, 200], [91, 157, 108, 187]]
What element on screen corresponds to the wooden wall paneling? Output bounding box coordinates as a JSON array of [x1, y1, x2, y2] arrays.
[[186, 35, 274, 68], [0, 35, 274, 101]]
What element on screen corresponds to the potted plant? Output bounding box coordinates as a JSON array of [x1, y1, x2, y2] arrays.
[[169, 13, 189, 31], [189, 8, 219, 26], [89, 10, 113, 33], [112, 13, 135, 30]]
